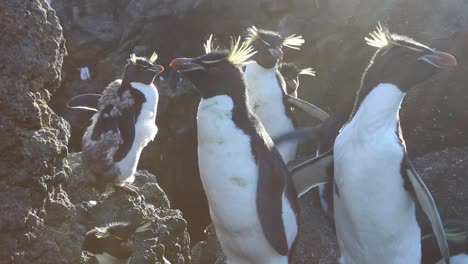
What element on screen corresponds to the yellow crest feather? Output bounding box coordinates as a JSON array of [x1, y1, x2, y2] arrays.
[[245, 26, 260, 44], [365, 21, 392, 48], [226, 36, 257, 66], [204, 34, 217, 54], [445, 228, 468, 244], [95, 227, 111, 238], [149, 52, 158, 63], [129, 53, 137, 64], [299, 67, 315, 76], [283, 34, 305, 50], [135, 221, 152, 233]]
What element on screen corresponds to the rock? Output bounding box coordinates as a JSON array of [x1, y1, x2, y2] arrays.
[[65, 152, 191, 264], [0, 0, 71, 262], [414, 146, 468, 223]]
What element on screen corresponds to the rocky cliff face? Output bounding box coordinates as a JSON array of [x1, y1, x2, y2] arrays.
[[0, 1, 71, 262], [0, 1, 190, 263]]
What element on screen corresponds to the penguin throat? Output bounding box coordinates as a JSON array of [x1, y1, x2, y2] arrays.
[[351, 83, 405, 130], [245, 62, 277, 75]]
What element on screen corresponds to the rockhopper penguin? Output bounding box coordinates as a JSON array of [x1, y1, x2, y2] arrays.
[[82, 221, 152, 264], [279, 63, 315, 98], [244, 26, 328, 164], [67, 53, 163, 195], [281, 23, 457, 263], [170, 36, 299, 264], [331, 24, 456, 263]]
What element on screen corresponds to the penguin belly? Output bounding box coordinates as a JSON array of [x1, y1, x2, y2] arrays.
[[197, 95, 294, 264], [245, 65, 297, 163], [114, 107, 157, 183], [115, 83, 158, 183], [333, 125, 421, 264]]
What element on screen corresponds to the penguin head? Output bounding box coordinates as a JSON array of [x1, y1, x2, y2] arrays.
[[123, 53, 164, 85], [170, 36, 256, 99], [362, 23, 456, 93], [246, 26, 305, 69], [82, 221, 152, 262], [280, 63, 315, 94]]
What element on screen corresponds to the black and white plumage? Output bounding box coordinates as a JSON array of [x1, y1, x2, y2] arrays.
[[331, 24, 457, 263], [82, 221, 152, 264], [281, 23, 457, 263], [244, 26, 328, 164], [170, 37, 299, 264], [68, 53, 163, 195], [279, 63, 315, 97], [422, 220, 468, 264]]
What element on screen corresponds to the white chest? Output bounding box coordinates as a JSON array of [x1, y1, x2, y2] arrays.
[[333, 84, 421, 263], [197, 96, 295, 263], [114, 82, 159, 181], [197, 96, 259, 229], [244, 63, 296, 163]]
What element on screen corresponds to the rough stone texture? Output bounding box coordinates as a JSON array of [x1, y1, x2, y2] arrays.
[[0, 0, 71, 263], [413, 146, 468, 224], [65, 153, 191, 264]]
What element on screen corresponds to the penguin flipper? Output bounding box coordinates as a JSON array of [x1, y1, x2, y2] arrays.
[[286, 95, 330, 121], [67, 94, 101, 112], [113, 107, 136, 162], [404, 156, 451, 264], [287, 150, 333, 197], [255, 141, 292, 256]]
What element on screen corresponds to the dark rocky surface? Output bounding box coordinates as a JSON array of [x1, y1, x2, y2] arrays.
[[0, 0, 70, 262], [66, 153, 190, 264]]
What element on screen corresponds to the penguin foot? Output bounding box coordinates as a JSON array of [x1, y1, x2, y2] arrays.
[[115, 183, 141, 197]]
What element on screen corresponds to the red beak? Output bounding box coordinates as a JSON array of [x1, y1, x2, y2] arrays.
[[170, 57, 205, 72]]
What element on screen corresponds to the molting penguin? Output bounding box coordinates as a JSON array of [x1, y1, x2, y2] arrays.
[[422, 220, 468, 264], [170, 37, 299, 264], [82, 221, 152, 264], [244, 26, 328, 164], [279, 63, 315, 98], [67, 53, 163, 195], [331, 24, 456, 263]]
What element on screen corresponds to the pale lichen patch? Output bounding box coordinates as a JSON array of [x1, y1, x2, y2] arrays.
[[230, 176, 248, 188]]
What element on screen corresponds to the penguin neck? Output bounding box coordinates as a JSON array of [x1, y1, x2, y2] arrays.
[[350, 83, 405, 131], [245, 62, 277, 77]]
